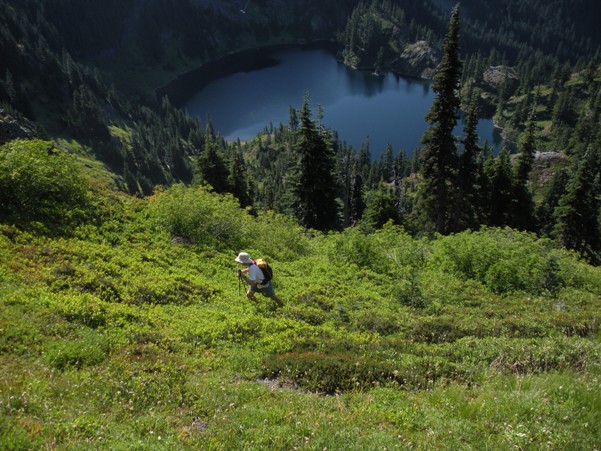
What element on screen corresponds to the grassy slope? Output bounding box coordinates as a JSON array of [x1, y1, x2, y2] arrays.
[[1, 144, 600, 449]]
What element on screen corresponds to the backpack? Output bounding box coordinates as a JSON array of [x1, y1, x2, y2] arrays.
[[254, 258, 273, 283]]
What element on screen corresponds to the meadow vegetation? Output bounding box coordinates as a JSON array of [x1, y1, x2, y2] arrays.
[[1, 139, 600, 449]]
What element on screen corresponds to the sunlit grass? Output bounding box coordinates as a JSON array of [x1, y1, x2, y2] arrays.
[[1, 176, 600, 449]]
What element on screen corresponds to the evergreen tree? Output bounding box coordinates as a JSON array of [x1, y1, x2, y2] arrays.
[[337, 143, 356, 227], [537, 167, 569, 237], [288, 105, 299, 131], [458, 98, 481, 229], [489, 148, 514, 226], [350, 161, 366, 226], [511, 109, 537, 230], [193, 128, 231, 193], [381, 143, 394, 182], [358, 137, 372, 186], [553, 148, 601, 264], [415, 4, 462, 234], [363, 180, 400, 229], [291, 95, 339, 231], [228, 147, 254, 207]]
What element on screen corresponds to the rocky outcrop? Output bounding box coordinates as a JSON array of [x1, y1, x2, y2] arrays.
[[391, 41, 441, 79], [0, 109, 36, 146], [481, 65, 519, 94]]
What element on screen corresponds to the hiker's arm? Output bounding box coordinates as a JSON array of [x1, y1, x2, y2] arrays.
[[237, 270, 257, 287]]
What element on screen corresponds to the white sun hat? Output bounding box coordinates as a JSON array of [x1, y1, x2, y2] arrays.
[[235, 252, 253, 264]]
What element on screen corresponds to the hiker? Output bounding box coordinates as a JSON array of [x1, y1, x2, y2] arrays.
[[235, 252, 283, 307]]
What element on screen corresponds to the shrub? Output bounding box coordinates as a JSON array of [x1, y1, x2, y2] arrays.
[[52, 293, 109, 328], [44, 330, 109, 370], [262, 350, 469, 394], [252, 210, 312, 261], [262, 351, 403, 394], [96, 344, 192, 412], [351, 310, 401, 335], [428, 228, 571, 295], [0, 139, 90, 234], [147, 184, 252, 249]]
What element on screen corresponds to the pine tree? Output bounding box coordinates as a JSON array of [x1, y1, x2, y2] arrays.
[[350, 161, 366, 226], [415, 4, 462, 234], [291, 95, 339, 231], [489, 148, 514, 227], [364, 180, 400, 229], [381, 143, 394, 182], [228, 147, 253, 207], [553, 148, 601, 264], [537, 167, 569, 237], [458, 98, 482, 230], [193, 128, 231, 194], [511, 109, 537, 230]]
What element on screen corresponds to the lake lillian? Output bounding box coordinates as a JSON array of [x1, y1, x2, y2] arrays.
[[184, 47, 503, 159]]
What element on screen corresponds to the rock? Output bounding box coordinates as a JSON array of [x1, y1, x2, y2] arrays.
[[391, 41, 441, 79], [481, 65, 519, 94], [0, 109, 36, 145]]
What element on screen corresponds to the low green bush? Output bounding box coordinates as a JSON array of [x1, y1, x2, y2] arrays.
[[428, 228, 571, 295], [0, 140, 91, 234], [262, 351, 402, 393], [146, 184, 252, 249], [52, 293, 109, 329], [95, 344, 193, 413], [44, 330, 109, 370]]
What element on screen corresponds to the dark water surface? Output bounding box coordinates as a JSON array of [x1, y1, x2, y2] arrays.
[[184, 47, 502, 158]]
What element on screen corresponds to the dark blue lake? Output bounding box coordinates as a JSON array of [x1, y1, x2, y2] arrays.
[[184, 47, 502, 159]]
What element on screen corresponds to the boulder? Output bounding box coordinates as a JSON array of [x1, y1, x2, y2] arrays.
[[481, 65, 519, 94], [391, 41, 441, 79]]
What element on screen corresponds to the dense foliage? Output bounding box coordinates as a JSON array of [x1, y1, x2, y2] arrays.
[[1, 142, 600, 447]]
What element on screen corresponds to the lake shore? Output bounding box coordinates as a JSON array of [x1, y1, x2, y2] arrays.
[[156, 40, 341, 107]]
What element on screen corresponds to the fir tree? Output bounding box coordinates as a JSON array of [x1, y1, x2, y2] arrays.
[[489, 148, 514, 227], [381, 143, 394, 182], [511, 109, 537, 230], [458, 97, 481, 230], [350, 161, 366, 227], [415, 4, 462, 234], [537, 167, 569, 237], [228, 147, 254, 208], [553, 148, 601, 264], [193, 128, 230, 194], [363, 180, 400, 230], [291, 95, 339, 231]]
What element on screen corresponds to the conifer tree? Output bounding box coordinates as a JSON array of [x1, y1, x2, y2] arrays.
[[337, 143, 356, 227], [415, 4, 462, 234], [364, 180, 400, 230], [350, 161, 366, 227], [381, 143, 394, 182], [291, 95, 339, 231], [489, 148, 514, 226], [228, 147, 254, 207], [193, 128, 230, 194], [537, 167, 569, 237], [458, 97, 481, 229], [511, 109, 537, 230], [553, 148, 601, 264]]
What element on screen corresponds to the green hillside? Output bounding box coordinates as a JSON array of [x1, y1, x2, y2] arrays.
[[1, 0, 601, 447], [1, 139, 600, 449]]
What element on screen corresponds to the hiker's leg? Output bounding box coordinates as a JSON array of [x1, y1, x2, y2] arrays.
[[271, 294, 283, 307], [246, 289, 257, 301]]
